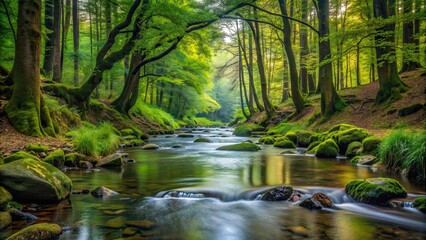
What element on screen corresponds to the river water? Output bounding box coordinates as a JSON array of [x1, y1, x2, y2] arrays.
[[2, 128, 425, 239]]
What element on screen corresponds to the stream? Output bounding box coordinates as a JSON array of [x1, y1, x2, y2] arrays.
[[1, 127, 425, 239]]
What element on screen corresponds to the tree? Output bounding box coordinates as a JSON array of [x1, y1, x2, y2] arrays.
[[373, 0, 407, 103], [5, 0, 55, 137], [72, 0, 79, 85], [400, 0, 421, 72], [42, 0, 54, 77], [317, 0, 345, 117], [52, 0, 62, 82]]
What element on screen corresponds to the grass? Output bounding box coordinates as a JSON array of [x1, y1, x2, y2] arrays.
[[130, 101, 179, 129], [67, 122, 121, 157], [193, 117, 222, 127], [267, 122, 305, 135], [378, 129, 425, 183]]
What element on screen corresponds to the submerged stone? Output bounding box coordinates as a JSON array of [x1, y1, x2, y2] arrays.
[[261, 186, 293, 201], [141, 143, 160, 150], [123, 227, 139, 236], [216, 143, 261, 152], [91, 186, 119, 198], [286, 226, 310, 237], [345, 178, 407, 205], [104, 216, 126, 229], [356, 155, 378, 166], [0, 159, 72, 203], [194, 138, 212, 143], [5, 223, 62, 240], [126, 220, 156, 230], [0, 212, 12, 230], [177, 133, 195, 138]]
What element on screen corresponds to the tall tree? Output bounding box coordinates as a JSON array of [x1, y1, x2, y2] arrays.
[[373, 0, 407, 103], [42, 0, 54, 77], [72, 0, 79, 85], [6, 0, 55, 137], [278, 0, 306, 113], [400, 0, 421, 72], [52, 0, 62, 82], [317, 0, 345, 117]]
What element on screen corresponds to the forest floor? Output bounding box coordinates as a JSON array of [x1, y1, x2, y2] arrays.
[[0, 70, 425, 155]]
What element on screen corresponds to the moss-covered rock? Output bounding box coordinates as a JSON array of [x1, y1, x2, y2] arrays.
[[233, 123, 264, 137], [355, 155, 378, 166], [413, 196, 426, 213], [96, 153, 122, 167], [0, 187, 12, 210], [120, 128, 135, 136], [26, 143, 49, 153], [345, 178, 407, 205], [5, 223, 62, 240], [0, 211, 12, 230], [361, 137, 382, 153], [284, 132, 297, 144], [44, 149, 65, 168], [64, 153, 87, 167], [315, 139, 339, 158], [309, 134, 319, 144], [177, 133, 195, 138], [259, 136, 275, 145], [217, 143, 261, 152], [350, 156, 360, 164], [273, 140, 296, 149], [336, 128, 370, 154], [294, 130, 314, 147], [345, 141, 362, 157], [194, 138, 212, 143], [261, 186, 293, 201], [130, 139, 144, 146], [306, 141, 321, 153], [3, 151, 40, 164], [398, 103, 423, 117], [0, 159, 72, 203]]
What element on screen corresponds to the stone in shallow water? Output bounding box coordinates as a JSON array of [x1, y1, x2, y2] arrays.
[[5, 223, 62, 240], [91, 186, 119, 198], [96, 153, 122, 167], [286, 226, 310, 237], [0, 212, 12, 230], [104, 216, 127, 229], [122, 227, 139, 236], [261, 186, 293, 201], [126, 220, 156, 230], [141, 143, 160, 150]]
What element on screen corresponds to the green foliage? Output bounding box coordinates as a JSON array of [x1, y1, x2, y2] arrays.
[[267, 123, 305, 135], [217, 142, 261, 152], [379, 130, 425, 183], [233, 123, 264, 137], [44, 95, 81, 133], [67, 122, 121, 157], [193, 117, 222, 127], [130, 101, 179, 129], [26, 143, 49, 153], [3, 151, 40, 164]]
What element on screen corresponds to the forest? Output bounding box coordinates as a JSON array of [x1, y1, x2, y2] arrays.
[[0, 0, 425, 239]]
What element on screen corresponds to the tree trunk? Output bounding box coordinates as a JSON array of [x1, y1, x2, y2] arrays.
[[400, 0, 421, 72], [317, 0, 345, 117], [6, 0, 55, 137], [60, 0, 71, 72], [42, 0, 54, 77], [241, 23, 258, 113], [279, 0, 306, 113], [237, 20, 249, 119], [373, 0, 407, 103], [72, 0, 79, 86], [281, 52, 289, 102], [246, 24, 264, 112], [52, 0, 61, 82], [299, 0, 309, 93]]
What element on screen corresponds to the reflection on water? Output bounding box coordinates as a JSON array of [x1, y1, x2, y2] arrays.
[[1, 128, 425, 240]]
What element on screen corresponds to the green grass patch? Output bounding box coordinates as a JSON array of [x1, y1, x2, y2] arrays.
[[130, 101, 179, 129], [267, 122, 305, 136], [67, 122, 121, 157], [193, 117, 222, 127]]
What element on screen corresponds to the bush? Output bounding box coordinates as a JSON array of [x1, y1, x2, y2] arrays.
[[67, 122, 121, 157], [379, 130, 425, 183]]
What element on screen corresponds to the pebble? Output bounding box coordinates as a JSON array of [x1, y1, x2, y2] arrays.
[[126, 220, 156, 230]]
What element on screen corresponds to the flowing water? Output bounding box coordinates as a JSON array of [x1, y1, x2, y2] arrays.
[[2, 128, 425, 240]]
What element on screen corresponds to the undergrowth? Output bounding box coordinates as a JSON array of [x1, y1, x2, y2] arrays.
[[130, 101, 179, 129], [66, 122, 121, 157]]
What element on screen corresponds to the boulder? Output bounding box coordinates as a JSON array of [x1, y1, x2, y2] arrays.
[[335, 128, 370, 154], [194, 138, 212, 143], [25, 144, 49, 153], [413, 196, 426, 213], [3, 151, 40, 164], [44, 149, 65, 168], [96, 153, 122, 167], [345, 178, 407, 205], [5, 223, 62, 240], [8, 208, 38, 220], [361, 137, 382, 153], [64, 153, 87, 167], [273, 140, 296, 149], [261, 186, 293, 201], [0, 212, 11, 230], [103, 216, 126, 228], [356, 155, 378, 166], [0, 187, 12, 210], [126, 220, 156, 230], [299, 192, 333, 210], [141, 143, 160, 150], [91, 186, 119, 198], [259, 136, 275, 145], [233, 123, 264, 137], [0, 159, 72, 203], [315, 139, 339, 158], [216, 143, 261, 152], [345, 141, 362, 157]]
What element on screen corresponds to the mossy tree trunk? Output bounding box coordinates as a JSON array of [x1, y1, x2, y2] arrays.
[[373, 0, 407, 103], [6, 0, 55, 137], [317, 0, 345, 118]]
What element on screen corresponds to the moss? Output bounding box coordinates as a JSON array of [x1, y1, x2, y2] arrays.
[[217, 143, 261, 152], [328, 123, 357, 133], [308, 134, 319, 144], [273, 139, 296, 148], [194, 138, 212, 143], [26, 143, 49, 153], [362, 137, 382, 154], [64, 153, 87, 167], [3, 151, 40, 164], [259, 136, 275, 145], [345, 178, 407, 205], [294, 130, 314, 147], [306, 141, 321, 153], [398, 103, 423, 117], [350, 156, 361, 164], [0, 212, 12, 231], [44, 149, 65, 168], [120, 128, 135, 136], [0, 187, 12, 211], [5, 223, 62, 240], [315, 139, 339, 158], [233, 123, 264, 137], [130, 139, 144, 146], [413, 196, 426, 213], [284, 132, 297, 144], [336, 128, 370, 153], [346, 141, 362, 157]]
